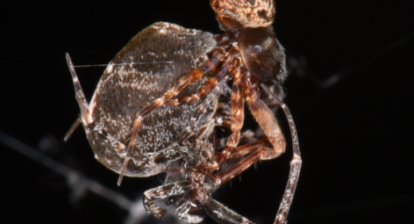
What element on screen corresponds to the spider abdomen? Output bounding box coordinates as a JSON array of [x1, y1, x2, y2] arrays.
[[84, 23, 218, 177]]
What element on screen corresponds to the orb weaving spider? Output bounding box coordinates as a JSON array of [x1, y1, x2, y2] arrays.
[[66, 0, 301, 223]]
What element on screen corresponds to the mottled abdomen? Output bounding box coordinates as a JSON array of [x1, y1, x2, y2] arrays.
[[84, 22, 217, 177]]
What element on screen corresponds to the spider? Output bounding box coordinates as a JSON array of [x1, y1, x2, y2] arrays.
[[116, 2, 301, 222], [118, 0, 294, 181], [65, 21, 253, 223], [66, 0, 301, 223], [140, 1, 302, 222]]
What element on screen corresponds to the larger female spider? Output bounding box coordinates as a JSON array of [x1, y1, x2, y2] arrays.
[[67, 0, 301, 223]]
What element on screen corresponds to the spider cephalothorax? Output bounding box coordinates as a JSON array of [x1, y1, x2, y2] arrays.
[[211, 0, 275, 30]]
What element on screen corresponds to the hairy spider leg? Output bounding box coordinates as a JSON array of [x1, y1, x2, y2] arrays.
[[197, 76, 229, 115], [243, 78, 286, 160], [65, 53, 93, 127], [117, 57, 222, 186], [192, 77, 230, 141], [228, 137, 271, 159], [64, 117, 81, 142], [176, 77, 228, 144], [205, 63, 246, 169], [260, 85, 301, 224], [165, 66, 228, 107]]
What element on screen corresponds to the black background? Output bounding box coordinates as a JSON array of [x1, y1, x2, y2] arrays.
[[1, 0, 413, 224]]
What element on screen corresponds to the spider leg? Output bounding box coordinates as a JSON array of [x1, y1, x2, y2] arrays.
[[117, 58, 220, 186], [243, 80, 286, 161], [261, 85, 302, 224], [143, 181, 191, 219], [211, 142, 272, 184], [204, 65, 245, 169], [197, 75, 228, 115], [228, 137, 270, 159], [165, 66, 228, 107], [63, 117, 81, 142], [176, 76, 228, 145], [204, 199, 255, 224], [215, 130, 260, 150], [65, 53, 92, 125]]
